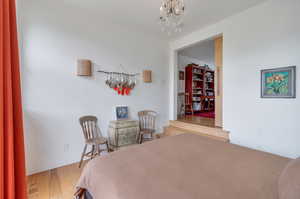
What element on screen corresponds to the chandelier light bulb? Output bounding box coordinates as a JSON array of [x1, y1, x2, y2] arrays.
[[159, 0, 185, 35]]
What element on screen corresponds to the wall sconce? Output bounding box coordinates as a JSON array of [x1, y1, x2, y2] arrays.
[[77, 59, 92, 76], [143, 70, 152, 83]]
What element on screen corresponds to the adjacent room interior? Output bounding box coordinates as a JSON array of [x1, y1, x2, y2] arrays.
[[177, 38, 218, 127], [1, 0, 300, 199]]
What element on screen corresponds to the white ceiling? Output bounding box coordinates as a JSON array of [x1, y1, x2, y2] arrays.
[[62, 0, 266, 39]]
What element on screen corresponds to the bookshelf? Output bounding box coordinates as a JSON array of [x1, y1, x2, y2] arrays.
[[185, 64, 215, 114]]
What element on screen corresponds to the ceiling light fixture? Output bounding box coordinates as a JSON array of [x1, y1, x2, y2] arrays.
[[159, 0, 185, 35]]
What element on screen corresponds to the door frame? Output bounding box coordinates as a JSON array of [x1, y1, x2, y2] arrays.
[[169, 33, 223, 127]]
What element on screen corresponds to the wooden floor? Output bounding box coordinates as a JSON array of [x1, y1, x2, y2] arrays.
[[177, 115, 215, 127], [166, 120, 229, 142], [27, 162, 84, 199]]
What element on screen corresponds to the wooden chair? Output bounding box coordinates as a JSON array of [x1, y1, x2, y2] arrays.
[[137, 110, 157, 144], [78, 116, 110, 168], [185, 93, 194, 115]]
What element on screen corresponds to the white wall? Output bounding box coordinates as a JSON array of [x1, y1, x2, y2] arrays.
[[20, 1, 169, 175], [178, 55, 211, 71], [170, 0, 300, 158], [179, 40, 215, 69]]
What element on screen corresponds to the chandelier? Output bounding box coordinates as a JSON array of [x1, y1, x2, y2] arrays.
[[159, 0, 185, 35]]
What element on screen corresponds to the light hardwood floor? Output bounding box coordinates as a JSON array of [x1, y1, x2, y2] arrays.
[[165, 120, 229, 142], [177, 115, 215, 127], [27, 143, 155, 198], [27, 162, 84, 199]]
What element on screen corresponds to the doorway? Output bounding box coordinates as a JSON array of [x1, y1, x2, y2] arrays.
[[176, 36, 223, 128]]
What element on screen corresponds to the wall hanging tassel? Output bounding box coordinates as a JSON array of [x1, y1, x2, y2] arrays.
[[99, 70, 138, 96]]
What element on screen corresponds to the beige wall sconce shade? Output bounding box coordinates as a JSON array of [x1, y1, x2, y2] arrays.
[[77, 59, 92, 76], [143, 70, 152, 83]]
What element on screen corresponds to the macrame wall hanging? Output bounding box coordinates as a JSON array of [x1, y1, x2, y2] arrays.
[[77, 60, 147, 96], [98, 70, 139, 96]]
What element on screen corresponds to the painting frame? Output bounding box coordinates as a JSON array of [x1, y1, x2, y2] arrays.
[[261, 66, 296, 98], [179, 70, 185, 80], [116, 106, 129, 120]]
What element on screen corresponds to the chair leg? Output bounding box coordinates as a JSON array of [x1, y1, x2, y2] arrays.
[[105, 141, 110, 152], [95, 144, 101, 156], [79, 144, 87, 168], [139, 134, 143, 144], [136, 132, 140, 144], [90, 145, 95, 160]]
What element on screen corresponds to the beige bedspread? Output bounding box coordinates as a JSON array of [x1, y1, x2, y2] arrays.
[[77, 134, 290, 199]]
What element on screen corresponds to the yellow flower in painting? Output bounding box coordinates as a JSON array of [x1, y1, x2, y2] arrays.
[[266, 74, 285, 84], [267, 76, 274, 83], [274, 74, 284, 82]]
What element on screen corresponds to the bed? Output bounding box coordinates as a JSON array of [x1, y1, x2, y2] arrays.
[[75, 133, 293, 199]]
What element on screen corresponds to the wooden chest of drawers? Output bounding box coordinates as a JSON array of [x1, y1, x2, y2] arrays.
[[108, 120, 139, 149]]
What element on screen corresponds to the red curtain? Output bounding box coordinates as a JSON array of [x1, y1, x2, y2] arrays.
[[0, 0, 28, 198]]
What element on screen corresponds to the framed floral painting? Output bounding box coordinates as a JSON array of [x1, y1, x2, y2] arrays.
[[261, 66, 296, 98]]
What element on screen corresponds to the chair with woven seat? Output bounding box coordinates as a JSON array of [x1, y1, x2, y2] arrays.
[[78, 115, 110, 168], [137, 110, 157, 144]]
